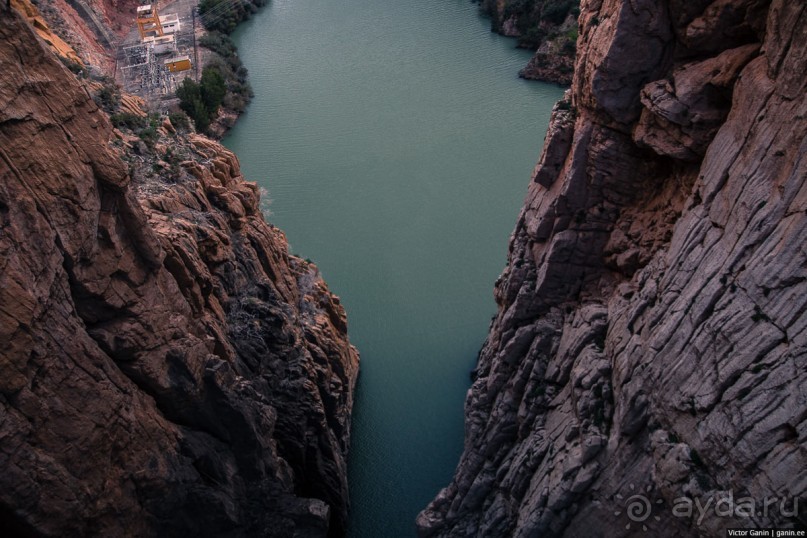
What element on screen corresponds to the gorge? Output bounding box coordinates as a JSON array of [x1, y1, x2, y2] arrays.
[[1, 0, 805, 536], [221, 0, 564, 535]]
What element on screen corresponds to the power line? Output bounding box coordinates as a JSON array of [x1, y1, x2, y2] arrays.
[[197, 0, 246, 27], [198, 0, 243, 19]]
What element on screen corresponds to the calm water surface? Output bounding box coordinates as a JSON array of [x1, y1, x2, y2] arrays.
[[223, 1, 564, 535]]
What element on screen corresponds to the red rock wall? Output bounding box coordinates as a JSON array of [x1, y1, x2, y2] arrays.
[[0, 10, 358, 537]]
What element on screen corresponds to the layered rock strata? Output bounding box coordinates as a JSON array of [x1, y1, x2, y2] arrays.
[[1, 10, 358, 538], [419, 0, 805, 536]]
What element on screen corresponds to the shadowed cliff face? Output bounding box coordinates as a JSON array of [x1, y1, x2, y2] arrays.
[[0, 10, 358, 538], [419, 0, 806, 536]]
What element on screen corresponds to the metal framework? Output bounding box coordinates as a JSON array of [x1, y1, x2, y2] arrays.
[[136, 4, 163, 40], [120, 43, 177, 98]]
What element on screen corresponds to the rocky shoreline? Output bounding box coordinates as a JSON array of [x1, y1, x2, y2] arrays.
[[477, 0, 579, 86], [518, 50, 574, 85]]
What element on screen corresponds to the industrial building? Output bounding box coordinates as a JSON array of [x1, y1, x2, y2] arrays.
[[136, 4, 162, 39], [164, 55, 191, 73], [159, 13, 180, 34], [143, 34, 175, 55], [121, 1, 193, 99]]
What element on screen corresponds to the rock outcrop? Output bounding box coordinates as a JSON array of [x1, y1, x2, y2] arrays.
[[27, 0, 121, 72], [0, 9, 358, 538], [10, 0, 83, 64], [478, 0, 579, 85], [518, 48, 576, 86], [419, 0, 805, 536]]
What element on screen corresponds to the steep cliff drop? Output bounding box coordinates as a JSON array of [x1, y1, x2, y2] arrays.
[[0, 9, 358, 538], [419, 0, 805, 536]]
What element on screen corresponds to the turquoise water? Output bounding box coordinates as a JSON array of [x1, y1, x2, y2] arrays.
[[222, 0, 563, 535]]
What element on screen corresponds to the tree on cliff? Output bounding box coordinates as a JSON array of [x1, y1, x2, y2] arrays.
[[176, 66, 226, 133], [200, 67, 226, 112]]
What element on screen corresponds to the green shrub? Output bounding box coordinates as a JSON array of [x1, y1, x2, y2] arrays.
[[168, 111, 191, 131], [521, 26, 547, 48], [60, 56, 87, 77], [199, 0, 245, 33], [175, 65, 233, 133], [199, 31, 238, 57], [176, 77, 202, 109], [110, 112, 160, 148], [177, 77, 207, 132], [138, 124, 159, 147], [198, 0, 266, 33], [94, 81, 121, 114], [200, 33, 254, 114], [189, 96, 211, 133], [110, 112, 148, 130], [137, 116, 161, 148], [200, 66, 226, 112]]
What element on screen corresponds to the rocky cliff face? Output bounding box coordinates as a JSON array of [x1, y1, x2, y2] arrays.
[[478, 0, 579, 85], [27, 0, 123, 73], [419, 0, 805, 536], [0, 9, 358, 538]]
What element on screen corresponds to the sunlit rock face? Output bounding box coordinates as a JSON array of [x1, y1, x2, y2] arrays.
[[0, 11, 358, 537]]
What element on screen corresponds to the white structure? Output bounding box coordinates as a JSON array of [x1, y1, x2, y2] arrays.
[[159, 13, 180, 34], [143, 34, 175, 55]]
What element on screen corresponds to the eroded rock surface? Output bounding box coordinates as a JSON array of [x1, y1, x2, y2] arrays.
[[0, 11, 358, 537], [419, 0, 805, 536]]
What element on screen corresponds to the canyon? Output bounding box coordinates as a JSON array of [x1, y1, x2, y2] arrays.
[[418, 0, 806, 536], [219, 1, 565, 535], [1, 0, 805, 536]]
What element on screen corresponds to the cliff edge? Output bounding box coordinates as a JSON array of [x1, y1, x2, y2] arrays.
[[0, 9, 358, 537], [419, 0, 805, 535]]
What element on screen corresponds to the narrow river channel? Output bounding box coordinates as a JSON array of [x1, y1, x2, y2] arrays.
[[223, 0, 564, 534]]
